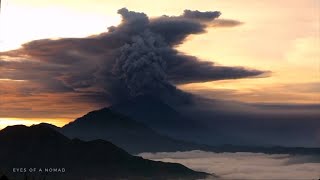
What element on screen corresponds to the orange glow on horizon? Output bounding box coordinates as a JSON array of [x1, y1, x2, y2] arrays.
[[0, 117, 68, 130]]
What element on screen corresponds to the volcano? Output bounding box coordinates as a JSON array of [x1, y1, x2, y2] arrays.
[[61, 107, 208, 153]]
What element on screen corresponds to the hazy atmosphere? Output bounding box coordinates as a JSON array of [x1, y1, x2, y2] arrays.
[[0, 1, 319, 179]]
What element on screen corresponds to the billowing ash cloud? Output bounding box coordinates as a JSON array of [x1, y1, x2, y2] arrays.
[[182, 10, 221, 20], [0, 8, 265, 104], [113, 30, 169, 97]]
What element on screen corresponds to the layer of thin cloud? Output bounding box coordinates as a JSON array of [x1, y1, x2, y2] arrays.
[[139, 150, 320, 179]]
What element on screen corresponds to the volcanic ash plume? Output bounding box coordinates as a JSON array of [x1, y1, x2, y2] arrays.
[[0, 8, 264, 104]]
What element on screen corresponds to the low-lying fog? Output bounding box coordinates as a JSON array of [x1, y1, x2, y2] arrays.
[[139, 150, 320, 179]]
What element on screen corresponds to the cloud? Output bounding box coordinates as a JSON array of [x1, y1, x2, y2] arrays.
[[139, 151, 320, 180], [167, 55, 263, 84], [211, 19, 244, 28], [182, 10, 221, 21], [0, 8, 265, 106]]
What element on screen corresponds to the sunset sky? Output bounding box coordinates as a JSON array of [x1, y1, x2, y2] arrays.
[[0, 0, 319, 128]]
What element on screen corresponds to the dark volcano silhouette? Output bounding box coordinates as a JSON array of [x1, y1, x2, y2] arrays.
[[110, 96, 320, 148], [61, 97, 320, 155], [62, 108, 207, 153], [0, 124, 210, 180], [110, 95, 206, 140]]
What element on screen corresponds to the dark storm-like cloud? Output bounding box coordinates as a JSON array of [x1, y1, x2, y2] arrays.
[[0, 8, 265, 104], [182, 10, 221, 20], [166, 54, 263, 84]]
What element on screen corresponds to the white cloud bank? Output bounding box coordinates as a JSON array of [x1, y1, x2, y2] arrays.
[[139, 151, 320, 179]]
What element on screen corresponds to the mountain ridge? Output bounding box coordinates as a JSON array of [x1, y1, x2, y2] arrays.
[[0, 124, 210, 180]]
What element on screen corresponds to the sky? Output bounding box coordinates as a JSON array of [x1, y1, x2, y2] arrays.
[[0, 0, 319, 127], [139, 150, 320, 179]]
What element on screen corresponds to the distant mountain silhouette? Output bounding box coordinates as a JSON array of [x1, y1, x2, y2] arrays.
[[211, 144, 320, 155], [0, 125, 209, 180], [110, 96, 320, 154], [110, 96, 320, 148], [61, 99, 320, 155], [62, 108, 207, 153], [38, 122, 61, 131], [110, 95, 206, 140]]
